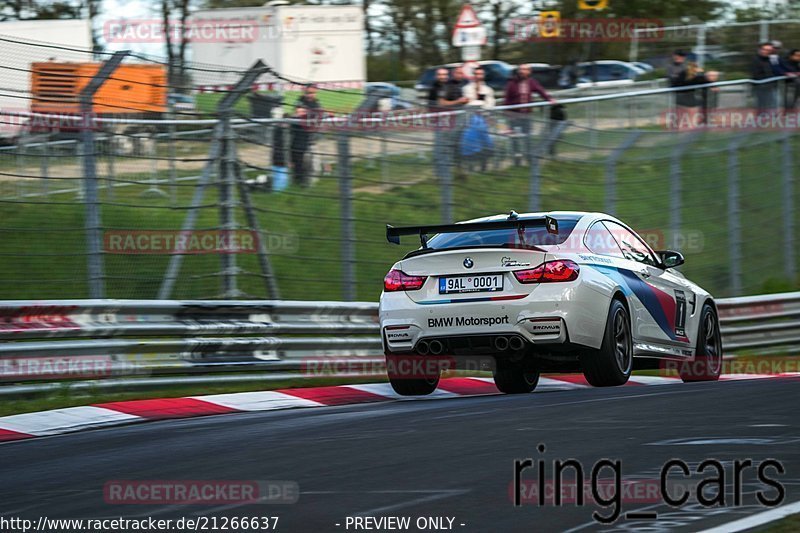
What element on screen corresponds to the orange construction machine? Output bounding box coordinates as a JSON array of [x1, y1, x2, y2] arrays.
[[31, 62, 168, 117]]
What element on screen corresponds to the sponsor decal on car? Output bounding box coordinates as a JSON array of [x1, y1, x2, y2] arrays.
[[427, 315, 510, 328]]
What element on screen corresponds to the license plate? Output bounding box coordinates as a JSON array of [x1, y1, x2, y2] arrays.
[[439, 274, 504, 294]]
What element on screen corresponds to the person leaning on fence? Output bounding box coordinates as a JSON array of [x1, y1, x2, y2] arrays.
[[427, 68, 450, 110], [503, 63, 555, 166], [434, 66, 469, 179], [752, 42, 779, 113], [666, 49, 688, 88], [786, 49, 800, 108], [461, 66, 495, 172], [289, 85, 322, 188]]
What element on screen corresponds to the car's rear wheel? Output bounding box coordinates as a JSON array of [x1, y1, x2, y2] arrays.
[[680, 304, 722, 382], [493, 359, 540, 394], [385, 354, 440, 396], [581, 299, 632, 387]]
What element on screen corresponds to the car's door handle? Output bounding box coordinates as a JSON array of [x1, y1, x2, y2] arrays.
[[639, 269, 651, 278]]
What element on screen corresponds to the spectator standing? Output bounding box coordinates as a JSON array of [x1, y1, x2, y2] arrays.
[[503, 64, 555, 166], [436, 66, 469, 179], [666, 50, 688, 87], [752, 42, 778, 112], [427, 68, 450, 110], [463, 66, 495, 109], [289, 85, 321, 188], [462, 66, 495, 172]]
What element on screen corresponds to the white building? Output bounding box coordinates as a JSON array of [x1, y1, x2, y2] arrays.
[[190, 2, 365, 89]]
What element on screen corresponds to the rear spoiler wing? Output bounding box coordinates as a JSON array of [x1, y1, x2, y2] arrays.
[[386, 216, 559, 248]]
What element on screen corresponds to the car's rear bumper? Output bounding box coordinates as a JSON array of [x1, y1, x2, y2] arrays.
[[379, 282, 609, 355]]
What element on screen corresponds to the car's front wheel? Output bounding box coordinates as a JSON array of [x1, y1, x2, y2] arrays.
[[581, 299, 633, 386], [680, 304, 722, 382], [493, 359, 540, 394], [386, 354, 440, 396]]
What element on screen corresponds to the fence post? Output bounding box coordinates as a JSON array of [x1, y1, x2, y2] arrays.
[[782, 132, 796, 282], [528, 119, 569, 212], [668, 132, 699, 251], [696, 25, 707, 70], [727, 133, 749, 296], [605, 131, 642, 216], [438, 113, 454, 224], [80, 50, 128, 299], [218, 107, 239, 298], [338, 130, 356, 301], [158, 60, 269, 300], [759, 20, 769, 43]]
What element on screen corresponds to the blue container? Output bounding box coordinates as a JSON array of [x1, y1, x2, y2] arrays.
[[272, 166, 289, 192]]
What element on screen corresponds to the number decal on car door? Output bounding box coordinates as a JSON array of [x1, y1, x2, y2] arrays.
[[675, 290, 687, 337]]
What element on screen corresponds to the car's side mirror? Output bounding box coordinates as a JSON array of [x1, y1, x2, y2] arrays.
[[658, 250, 685, 269]]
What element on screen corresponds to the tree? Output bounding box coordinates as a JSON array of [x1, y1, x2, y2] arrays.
[[161, 0, 192, 91]]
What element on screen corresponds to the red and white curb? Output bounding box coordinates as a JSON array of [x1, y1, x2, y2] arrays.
[[0, 373, 796, 443]]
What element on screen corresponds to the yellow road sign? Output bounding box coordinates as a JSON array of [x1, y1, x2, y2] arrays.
[[579, 0, 608, 10], [539, 11, 561, 38]]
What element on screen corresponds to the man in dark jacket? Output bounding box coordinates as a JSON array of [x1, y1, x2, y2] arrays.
[[752, 42, 778, 112], [289, 85, 321, 187], [503, 64, 555, 165]]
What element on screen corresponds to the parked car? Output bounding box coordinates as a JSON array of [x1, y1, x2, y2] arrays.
[[357, 82, 416, 112], [574, 60, 646, 88], [168, 93, 197, 113]]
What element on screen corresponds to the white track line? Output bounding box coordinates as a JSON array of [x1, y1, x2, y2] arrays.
[[0, 406, 141, 436], [697, 501, 800, 532], [190, 391, 323, 411]]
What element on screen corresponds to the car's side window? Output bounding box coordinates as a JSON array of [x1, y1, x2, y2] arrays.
[[584, 222, 625, 259], [603, 221, 658, 266]]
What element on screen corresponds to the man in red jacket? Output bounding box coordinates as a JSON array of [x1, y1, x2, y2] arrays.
[[504, 64, 556, 165]]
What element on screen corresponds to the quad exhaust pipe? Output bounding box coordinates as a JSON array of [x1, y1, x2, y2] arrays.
[[509, 336, 525, 351], [495, 335, 525, 352], [416, 340, 430, 355], [428, 340, 445, 355], [494, 336, 509, 351]]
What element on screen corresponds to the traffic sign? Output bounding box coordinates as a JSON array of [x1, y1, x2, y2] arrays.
[[461, 47, 481, 63], [579, 0, 608, 10], [454, 4, 481, 28], [539, 11, 561, 38], [452, 26, 487, 47]]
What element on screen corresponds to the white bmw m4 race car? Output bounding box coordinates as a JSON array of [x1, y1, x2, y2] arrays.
[[379, 211, 723, 395]]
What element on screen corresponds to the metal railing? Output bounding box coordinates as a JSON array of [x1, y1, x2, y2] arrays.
[[0, 291, 797, 394]]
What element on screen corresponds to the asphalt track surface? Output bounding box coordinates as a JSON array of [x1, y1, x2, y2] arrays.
[[1, 376, 799, 532]]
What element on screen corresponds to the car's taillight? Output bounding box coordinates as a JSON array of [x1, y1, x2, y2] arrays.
[[384, 269, 427, 292], [513, 260, 580, 284]]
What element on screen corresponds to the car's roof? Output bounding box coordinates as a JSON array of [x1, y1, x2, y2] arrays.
[[461, 211, 604, 224]]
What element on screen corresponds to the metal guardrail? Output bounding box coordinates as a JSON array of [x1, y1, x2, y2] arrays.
[[718, 291, 800, 351], [0, 292, 797, 393]]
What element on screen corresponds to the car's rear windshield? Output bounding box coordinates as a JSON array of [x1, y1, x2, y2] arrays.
[[425, 218, 579, 249]]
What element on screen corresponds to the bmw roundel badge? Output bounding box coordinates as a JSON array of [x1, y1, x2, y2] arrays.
[[463, 257, 474, 269]]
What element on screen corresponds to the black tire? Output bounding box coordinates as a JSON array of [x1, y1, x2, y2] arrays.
[[680, 304, 722, 382], [493, 359, 540, 394], [581, 299, 633, 387], [386, 354, 440, 396]]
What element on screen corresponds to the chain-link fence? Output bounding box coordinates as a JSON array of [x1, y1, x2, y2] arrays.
[[631, 19, 800, 75], [0, 34, 798, 302]]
